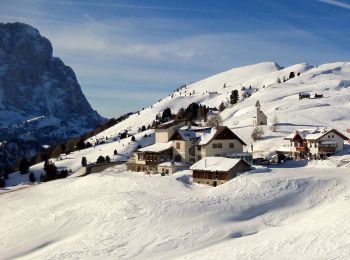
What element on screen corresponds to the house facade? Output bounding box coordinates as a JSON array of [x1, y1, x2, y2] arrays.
[[284, 128, 348, 159], [127, 120, 247, 174], [191, 157, 252, 186]]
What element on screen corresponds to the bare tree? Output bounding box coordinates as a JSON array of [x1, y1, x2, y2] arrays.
[[271, 115, 280, 132], [206, 114, 222, 127], [251, 127, 264, 141]]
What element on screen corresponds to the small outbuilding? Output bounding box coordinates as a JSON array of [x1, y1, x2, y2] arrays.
[[190, 157, 252, 187]]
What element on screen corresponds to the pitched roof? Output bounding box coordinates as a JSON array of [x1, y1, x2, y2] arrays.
[[190, 157, 251, 172], [210, 126, 247, 146], [170, 126, 246, 146], [305, 129, 348, 141], [285, 129, 349, 141], [155, 120, 186, 129], [138, 141, 173, 153], [155, 120, 198, 129]]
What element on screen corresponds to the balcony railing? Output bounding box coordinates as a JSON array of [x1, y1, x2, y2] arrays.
[[319, 147, 336, 153], [295, 146, 308, 153]]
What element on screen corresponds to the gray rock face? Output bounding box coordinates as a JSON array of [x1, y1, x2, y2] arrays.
[[0, 22, 103, 133], [0, 22, 105, 170]]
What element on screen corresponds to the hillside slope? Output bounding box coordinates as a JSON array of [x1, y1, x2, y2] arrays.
[[88, 61, 349, 146]]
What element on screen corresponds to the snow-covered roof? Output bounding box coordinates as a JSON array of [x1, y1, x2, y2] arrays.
[[285, 128, 348, 141], [158, 161, 188, 167], [176, 127, 218, 146], [226, 152, 252, 157], [190, 157, 250, 172], [138, 142, 173, 153], [174, 126, 246, 146]]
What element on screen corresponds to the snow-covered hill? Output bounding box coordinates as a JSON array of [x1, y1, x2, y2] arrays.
[[1, 164, 350, 259], [87, 61, 349, 146]]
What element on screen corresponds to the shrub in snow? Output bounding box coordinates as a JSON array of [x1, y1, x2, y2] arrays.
[[114, 149, 118, 155], [131, 136, 136, 142], [96, 156, 106, 164], [106, 156, 111, 163]]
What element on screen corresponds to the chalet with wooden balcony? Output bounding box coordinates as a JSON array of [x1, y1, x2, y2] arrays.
[[126, 120, 247, 174], [284, 128, 348, 159]]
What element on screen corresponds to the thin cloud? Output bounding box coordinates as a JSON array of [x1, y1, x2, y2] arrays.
[[19, 0, 233, 14], [318, 0, 350, 10]]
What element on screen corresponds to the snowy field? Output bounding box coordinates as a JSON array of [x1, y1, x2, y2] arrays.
[[1, 163, 350, 259]]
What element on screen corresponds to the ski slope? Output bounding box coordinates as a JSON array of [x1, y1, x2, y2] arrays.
[[0, 163, 350, 259]]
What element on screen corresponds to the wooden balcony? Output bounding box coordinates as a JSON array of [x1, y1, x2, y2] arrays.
[[295, 146, 308, 153], [319, 147, 336, 153]]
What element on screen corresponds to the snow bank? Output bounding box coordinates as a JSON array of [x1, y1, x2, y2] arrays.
[[1, 165, 349, 259]]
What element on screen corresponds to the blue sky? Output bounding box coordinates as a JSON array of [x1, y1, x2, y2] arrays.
[[1, 0, 350, 118]]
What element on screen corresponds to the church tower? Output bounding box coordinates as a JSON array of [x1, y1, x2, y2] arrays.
[[252, 100, 267, 126]]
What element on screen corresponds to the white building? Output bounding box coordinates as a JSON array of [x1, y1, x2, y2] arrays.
[[252, 100, 267, 126]]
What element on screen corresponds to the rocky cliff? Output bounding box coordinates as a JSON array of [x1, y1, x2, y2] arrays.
[[0, 22, 105, 170]]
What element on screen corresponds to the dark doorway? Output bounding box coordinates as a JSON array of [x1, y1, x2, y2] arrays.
[[213, 181, 217, 187]]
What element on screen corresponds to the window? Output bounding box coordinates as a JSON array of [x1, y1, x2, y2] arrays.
[[197, 145, 201, 151], [229, 143, 234, 148], [328, 135, 330, 138], [332, 135, 334, 138], [217, 143, 222, 148], [175, 155, 181, 162], [138, 153, 144, 160], [213, 143, 218, 149], [189, 147, 195, 156], [213, 172, 218, 179], [176, 142, 180, 149]]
